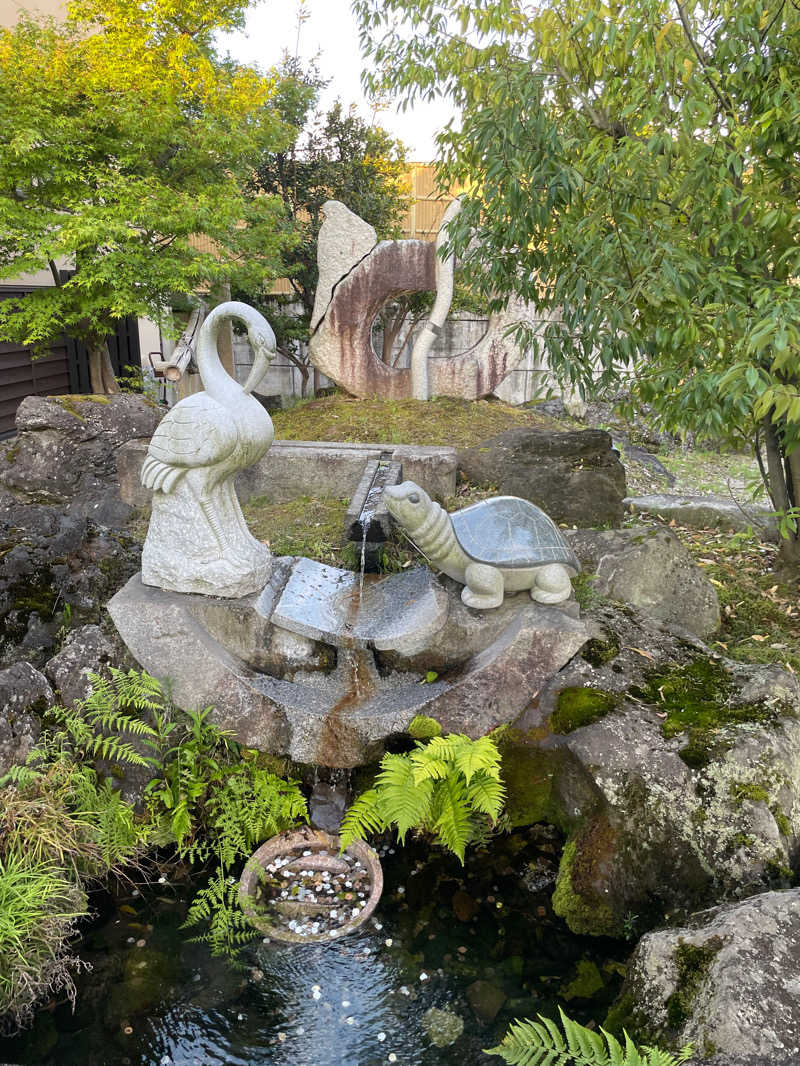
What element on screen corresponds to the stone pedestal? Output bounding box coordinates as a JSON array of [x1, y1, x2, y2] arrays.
[[108, 559, 588, 768]]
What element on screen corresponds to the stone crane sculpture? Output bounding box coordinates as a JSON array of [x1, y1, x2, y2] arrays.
[[140, 302, 276, 598], [385, 481, 580, 609]]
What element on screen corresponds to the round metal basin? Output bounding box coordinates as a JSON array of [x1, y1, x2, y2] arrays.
[[239, 826, 383, 943]]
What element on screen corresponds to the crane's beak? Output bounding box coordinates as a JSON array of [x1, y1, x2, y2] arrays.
[[242, 333, 275, 395]]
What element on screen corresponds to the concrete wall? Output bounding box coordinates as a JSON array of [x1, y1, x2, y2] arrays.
[[0, 0, 64, 26]]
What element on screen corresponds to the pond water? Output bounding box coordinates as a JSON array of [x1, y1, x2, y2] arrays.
[[1, 829, 629, 1066]]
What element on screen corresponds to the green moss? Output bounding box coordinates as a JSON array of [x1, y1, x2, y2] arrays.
[[631, 658, 780, 769], [771, 804, 792, 837], [496, 734, 573, 830], [665, 938, 722, 1030], [560, 959, 605, 1001], [408, 715, 442, 740], [550, 687, 618, 734], [729, 781, 770, 807], [572, 572, 604, 610], [552, 822, 619, 937], [50, 394, 111, 421], [581, 634, 621, 667], [4, 442, 20, 462], [271, 394, 559, 449]]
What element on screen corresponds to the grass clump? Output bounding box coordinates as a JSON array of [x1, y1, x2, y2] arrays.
[[240, 494, 415, 572]]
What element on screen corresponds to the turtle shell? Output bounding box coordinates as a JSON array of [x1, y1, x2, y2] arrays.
[[451, 496, 580, 571]]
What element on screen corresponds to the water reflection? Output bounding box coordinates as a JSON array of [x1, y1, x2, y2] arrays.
[[0, 831, 628, 1066]]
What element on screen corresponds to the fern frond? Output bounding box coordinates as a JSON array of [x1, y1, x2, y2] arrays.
[[339, 789, 385, 849], [466, 772, 506, 820], [454, 734, 502, 783], [485, 1009, 692, 1066], [429, 774, 472, 863], [375, 754, 434, 842]]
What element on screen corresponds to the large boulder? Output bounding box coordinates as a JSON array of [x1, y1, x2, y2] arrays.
[[457, 427, 627, 527], [0, 662, 50, 775], [1, 393, 161, 525], [566, 525, 720, 638], [616, 889, 800, 1065], [0, 490, 140, 668], [504, 602, 800, 938], [0, 394, 155, 666]]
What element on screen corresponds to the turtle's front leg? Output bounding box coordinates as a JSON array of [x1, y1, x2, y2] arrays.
[[462, 563, 504, 609], [531, 563, 573, 604]]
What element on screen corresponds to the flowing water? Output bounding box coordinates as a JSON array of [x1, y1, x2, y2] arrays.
[[1, 830, 629, 1066]]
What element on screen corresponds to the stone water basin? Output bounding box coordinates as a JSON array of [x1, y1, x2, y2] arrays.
[[239, 827, 383, 943]]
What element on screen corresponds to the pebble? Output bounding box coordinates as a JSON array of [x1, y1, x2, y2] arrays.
[[388, 1055, 397, 1063], [312, 990, 322, 1000], [157, 876, 167, 884], [419, 972, 429, 981], [377, 1032, 386, 1042], [278, 1032, 287, 1042], [345, 1016, 355, 1025], [342, 1000, 351, 1007], [135, 939, 146, 948], [385, 938, 393, 947]]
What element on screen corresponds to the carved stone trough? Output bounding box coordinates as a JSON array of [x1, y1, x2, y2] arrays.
[[239, 826, 383, 943]]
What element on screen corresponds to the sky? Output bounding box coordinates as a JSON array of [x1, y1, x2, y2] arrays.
[[219, 0, 456, 162]]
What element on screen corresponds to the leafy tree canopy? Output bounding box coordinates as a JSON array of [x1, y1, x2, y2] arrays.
[[355, 0, 800, 565], [0, 0, 299, 391]]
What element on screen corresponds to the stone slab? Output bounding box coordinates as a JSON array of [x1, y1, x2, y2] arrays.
[[117, 438, 457, 510], [270, 557, 449, 655], [626, 493, 778, 541]]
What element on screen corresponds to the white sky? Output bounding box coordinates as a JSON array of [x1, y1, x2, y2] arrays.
[[219, 0, 456, 162]]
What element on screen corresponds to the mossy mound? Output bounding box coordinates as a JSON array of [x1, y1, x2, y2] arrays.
[[271, 394, 559, 449]]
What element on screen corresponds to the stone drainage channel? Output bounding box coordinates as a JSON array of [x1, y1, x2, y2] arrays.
[[0, 828, 629, 1066]]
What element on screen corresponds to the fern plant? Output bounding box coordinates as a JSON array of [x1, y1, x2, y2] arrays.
[[486, 1008, 694, 1066], [340, 733, 505, 863]]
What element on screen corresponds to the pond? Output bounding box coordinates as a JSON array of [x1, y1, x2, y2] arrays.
[[1, 828, 629, 1066]]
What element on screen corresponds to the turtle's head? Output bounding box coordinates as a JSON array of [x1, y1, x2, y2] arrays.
[[384, 480, 432, 535]]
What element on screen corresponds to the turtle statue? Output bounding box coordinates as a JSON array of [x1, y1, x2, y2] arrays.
[[384, 481, 580, 610]]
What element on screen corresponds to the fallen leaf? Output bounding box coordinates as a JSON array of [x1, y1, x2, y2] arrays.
[[749, 634, 768, 642], [626, 646, 655, 660]]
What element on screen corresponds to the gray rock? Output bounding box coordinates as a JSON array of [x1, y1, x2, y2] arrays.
[[622, 889, 800, 1065], [0, 662, 50, 775], [2, 393, 161, 524], [566, 525, 720, 637], [309, 782, 348, 832], [45, 624, 119, 706], [507, 602, 800, 937], [458, 427, 627, 527], [0, 489, 140, 668], [626, 493, 778, 541]]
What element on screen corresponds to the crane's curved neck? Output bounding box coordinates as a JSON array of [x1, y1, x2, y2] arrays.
[[196, 310, 242, 405]]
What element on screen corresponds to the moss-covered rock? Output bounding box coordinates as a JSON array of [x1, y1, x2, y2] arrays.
[[549, 687, 619, 734]]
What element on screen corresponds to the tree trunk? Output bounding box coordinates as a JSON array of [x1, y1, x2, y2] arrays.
[[763, 416, 799, 577], [87, 337, 121, 394]]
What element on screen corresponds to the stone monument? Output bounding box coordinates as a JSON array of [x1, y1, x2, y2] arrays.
[[140, 301, 276, 598], [307, 200, 536, 400], [384, 481, 580, 609]]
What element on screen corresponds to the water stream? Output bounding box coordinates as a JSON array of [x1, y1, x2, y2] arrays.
[[1, 831, 628, 1066]]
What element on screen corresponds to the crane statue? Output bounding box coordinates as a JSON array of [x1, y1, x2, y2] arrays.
[[140, 302, 276, 598]]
